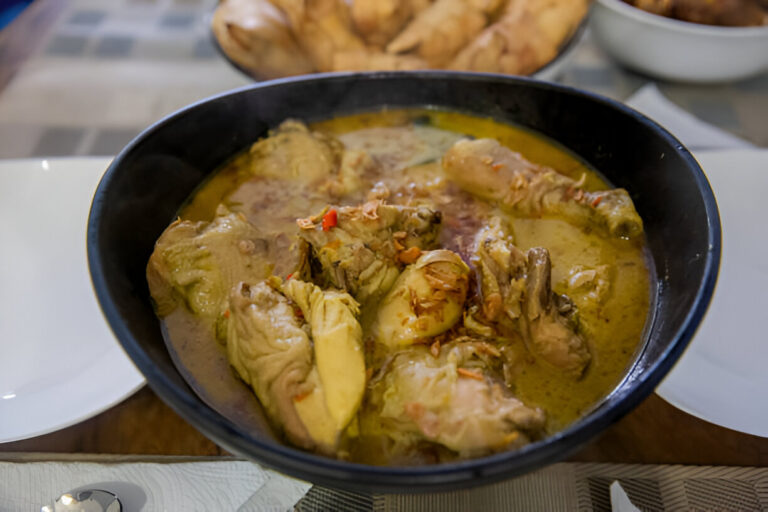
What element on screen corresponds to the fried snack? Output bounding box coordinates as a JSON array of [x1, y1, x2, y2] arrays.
[[351, 0, 433, 46], [211, 0, 313, 79], [212, 0, 591, 78], [450, 0, 589, 75], [332, 50, 428, 71], [385, 0, 502, 67], [271, 0, 366, 71]]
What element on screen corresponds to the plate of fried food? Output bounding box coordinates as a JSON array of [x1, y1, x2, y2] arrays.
[[211, 0, 590, 80]]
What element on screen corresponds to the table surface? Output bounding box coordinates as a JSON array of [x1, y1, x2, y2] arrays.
[[1, 0, 767, 471]]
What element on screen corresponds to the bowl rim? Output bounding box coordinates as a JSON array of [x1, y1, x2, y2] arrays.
[[597, 0, 768, 36], [87, 70, 721, 492]]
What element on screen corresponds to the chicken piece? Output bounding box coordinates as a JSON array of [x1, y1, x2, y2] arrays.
[[351, 0, 432, 46], [373, 250, 470, 348], [442, 138, 643, 239], [282, 279, 366, 439], [249, 120, 376, 199], [211, 0, 313, 79], [385, 0, 500, 67], [331, 50, 428, 71], [226, 281, 315, 449], [296, 201, 442, 303], [227, 279, 366, 452], [522, 248, 591, 376], [368, 342, 545, 456], [272, 0, 366, 71], [470, 219, 591, 376], [450, 0, 589, 75], [249, 120, 343, 183], [146, 207, 272, 338]]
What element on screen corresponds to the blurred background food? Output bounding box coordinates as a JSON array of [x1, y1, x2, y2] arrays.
[[624, 0, 768, 27], [212, 0, 589, 80]]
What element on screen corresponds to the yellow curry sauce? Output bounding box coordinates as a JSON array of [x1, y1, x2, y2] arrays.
[[158, 109, 652, 464]]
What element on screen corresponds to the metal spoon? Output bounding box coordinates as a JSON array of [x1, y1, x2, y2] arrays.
[[41, 489, 122, 512]]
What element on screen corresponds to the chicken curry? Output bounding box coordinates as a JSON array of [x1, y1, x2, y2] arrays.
[[147, 110, 653, 465]]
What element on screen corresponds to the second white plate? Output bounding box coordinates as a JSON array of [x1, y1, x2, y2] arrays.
[[656, 149, 768, 438], [0, 157, 145, 443]]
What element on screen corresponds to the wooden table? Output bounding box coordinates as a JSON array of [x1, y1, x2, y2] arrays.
[[2, 0, 767, 474], [3, 385, 767, 468]]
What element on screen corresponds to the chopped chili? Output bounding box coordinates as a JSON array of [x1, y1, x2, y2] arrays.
[[223, 309, 230, 319], [322, 209, 338, 231], [591, 195, 603, 208], [491, 163, 503, 172], [286, 272, 294, 280]]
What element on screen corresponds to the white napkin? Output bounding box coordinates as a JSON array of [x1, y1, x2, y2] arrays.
[[0, 458, 310, 511], [625, 84, 756, 151], [239, 469, 312, 511], [610, 481, 641, 512]]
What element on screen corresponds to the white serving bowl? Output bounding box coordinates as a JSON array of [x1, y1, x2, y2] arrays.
[[591, 0, 768, 83]]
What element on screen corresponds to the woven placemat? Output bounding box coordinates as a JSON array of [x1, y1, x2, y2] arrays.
[[295, 462, 768, 512]]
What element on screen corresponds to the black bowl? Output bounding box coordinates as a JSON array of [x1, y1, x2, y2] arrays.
[[87, 72, 720, 493]]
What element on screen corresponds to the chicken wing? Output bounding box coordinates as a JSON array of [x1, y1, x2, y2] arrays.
[[442, 138, 643, 239], [470, 219, 591, 376], [522, 248, 591, 376]]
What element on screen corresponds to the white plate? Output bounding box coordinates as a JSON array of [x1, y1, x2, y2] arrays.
[[656, 149, 768, 437], [0, 157, 145, 443]]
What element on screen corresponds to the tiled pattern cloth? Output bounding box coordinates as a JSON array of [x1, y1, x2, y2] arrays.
[[0, 0, 251, 158], [0, 0, 766, 159], [296, 463, 768, 512]]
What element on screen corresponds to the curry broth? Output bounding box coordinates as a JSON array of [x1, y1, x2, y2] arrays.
[[165, 109, 652, 462]]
